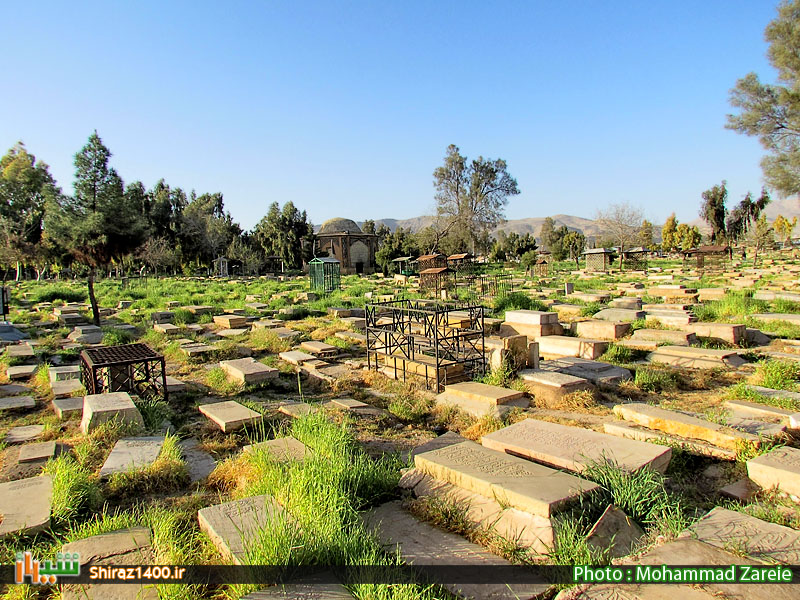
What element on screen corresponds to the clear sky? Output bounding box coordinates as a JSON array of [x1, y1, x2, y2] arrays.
[[1, 1, 782, 230]]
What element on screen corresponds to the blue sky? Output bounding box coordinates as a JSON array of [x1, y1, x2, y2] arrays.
[[1, 1, 781, 230]]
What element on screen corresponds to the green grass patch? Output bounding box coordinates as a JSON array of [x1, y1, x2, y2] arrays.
[[492, 292, 547, 317], [43, 454, 103, 527], [752, 359, 800, 391], [633, 366, 678, 392], [205, 366, 244, 395], [725, 382, 800, 411], [250, 328, 291, 353], [105, 434, 189, 498]]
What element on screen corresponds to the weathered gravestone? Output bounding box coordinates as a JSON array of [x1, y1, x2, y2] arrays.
[[99, 436, 165, 478], [481, 419, 671, 474], [80, 392, 144, 434], [0, 475, 52, 537], [199, 400, 262, 433]]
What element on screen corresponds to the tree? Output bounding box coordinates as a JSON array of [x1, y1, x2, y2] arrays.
[[774, 214, 798, 245], [45, 132, 145, 324], [751, 214, 774, 266], [433, 144, 520, 253], [727, 1, 800, 196], [682, 225, 702, 251], [375, 227, 418, 274], [700, 181, 729, 244], [549, 225, 570, 261], [725, 188, 771, 244], [227, 235, 263, 275], [661, 213, 678, 252], [595, 202, 644, 270], [520, 250, 538, 275], [539, 217, 556, 252], [638, 219, 654, 248], [361, 219, 376, 235], [0, 142, 59, 281], [137, 237, 180, 275], [563, 230, 586, 267], [252, 201, 314, 269]]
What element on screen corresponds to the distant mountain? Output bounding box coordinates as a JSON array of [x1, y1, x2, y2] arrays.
[[362, 214, 603, 241]]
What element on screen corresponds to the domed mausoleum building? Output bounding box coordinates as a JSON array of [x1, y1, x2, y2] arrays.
[[315, 218, 378, 274]]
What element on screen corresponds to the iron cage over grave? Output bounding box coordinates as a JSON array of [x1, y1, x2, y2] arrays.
[[622, 247, 649, 271], [683, 245, 732, 272], [365, 299, 486, 392], [309, 256, 341, 293], [80, 343, 168, 402]]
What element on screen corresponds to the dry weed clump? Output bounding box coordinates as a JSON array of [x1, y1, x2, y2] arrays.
[[532, 388, 600, 412], [206, 451, 257, 495]]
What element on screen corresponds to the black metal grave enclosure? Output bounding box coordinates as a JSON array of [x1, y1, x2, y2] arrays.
[[365, 299, 486, 392], [80, 343, 168, 402]]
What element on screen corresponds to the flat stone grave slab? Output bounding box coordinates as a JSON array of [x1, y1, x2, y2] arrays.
[[592, 308, 645, 322], [51, 378, 84, 398], [679, 507, 800, 564], [5, 424, 44, 444], [414, 440, 597, 517], [647, 346, 746, 369], [181, 341, 215, 356], [67, 324, 104, 344], [165, 375, 187, 393], [252, 319, 282, 329], [272, 327, 301, 340], [603, 420, 736, 460], [538, 357, 631, 385], [61, 527, 157, 600], [244, 436, 309, 461], [214, 314, 248, 328], [747, 446, 800, 498], [481, 418, 671, 474], [217, 328, 249, 338], [573, 319, 630, 340], [685, 322, 746, 345], [434, 381, 528, 418], [409, 431, 467, 459], [49, 365, 81, 382], [242, 574, 353, 599], [6, 364, 37, 380], [630, 328, 696, 345], [178, 438, 216, 483], [335, 330, 366, 343], [183, 305, 213, 315], [0, 475, 52, 537], [0, 383, 29, 396], [300, 340, 339, 357], [81, 392, 144, 434], [198, 495, 289, 564], [585, 505, 644, 558], [363, 501, 550, 600], [278, 350, 316, 365], [331, 397, 369, 410], [0, 395, 35, 412], [6, 343, 35, 359], [18, 441, 57, 463], [278, 402, 317, 419], [199, 400, 262, 433], [518, 369, 593, 408], [52, 396, 83, 419], [154, 322, 181, 334], [613, 403, 760, 450], [535, 335, 608, 360], [751, 312, 800, 324], [99, 436, 165, 478], [220, 357, 278, 384]]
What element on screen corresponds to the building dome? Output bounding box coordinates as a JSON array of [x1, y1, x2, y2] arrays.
[[319, 218, 362, 234]]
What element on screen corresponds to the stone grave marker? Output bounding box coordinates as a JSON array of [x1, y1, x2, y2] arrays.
[[61, 527, 157, 600], [48, 365, 81, 382], [52, 396, 83, 419], [51, 378, 84, 399], [0, 475, 52, 537], [199, 400, 262, 432], [99, 436, 165, 478], [481, 418, 671, 474], [178, 438, 216, 483], [0, 395, 36, 412], [18, 441, 57, 463], [585, 505, 644, 558], [5, 424, 44, 444], [6, 364, 38, 380], [414, 440, 598, 518], [278, 350, 316, 365], [434, 381, 528, 418], [746, 446, 800, 498], [244, 436, 308, 461], [219, 357, 278, 384], [198, 495, 290, 564], [81, 392, 144, 434]]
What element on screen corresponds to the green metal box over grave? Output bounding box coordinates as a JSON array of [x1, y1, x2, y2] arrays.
[[309, 256, 341, 293]]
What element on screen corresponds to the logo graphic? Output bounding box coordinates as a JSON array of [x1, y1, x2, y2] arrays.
[[15, 551, 80, 585]]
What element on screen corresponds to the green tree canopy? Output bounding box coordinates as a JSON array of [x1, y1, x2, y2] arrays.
[[253, 201, 314, 269], [727, 1, 800, 196], [433, 144, 519, 254], [45, 132, 145, 324], [700, 181, 728, 244]]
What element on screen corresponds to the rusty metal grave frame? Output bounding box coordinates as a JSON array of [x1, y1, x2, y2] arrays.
[[365, 299, 486, 392], [80, 343, 168, 402]]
